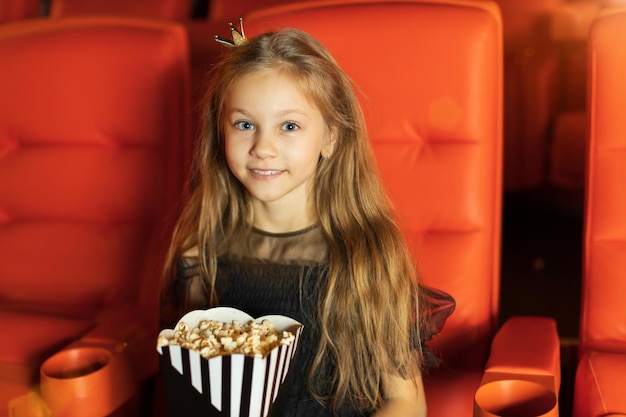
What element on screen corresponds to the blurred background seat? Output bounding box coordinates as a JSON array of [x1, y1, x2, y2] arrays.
[[572, 7, 626, 417], [0, 16, 191, 416], [548, 0, 600, 191], [495, 0, 565, 193], [207, 0, 307, 22], [48, 0, 193, 20]]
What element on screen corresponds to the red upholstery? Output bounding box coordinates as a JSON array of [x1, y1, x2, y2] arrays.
[[49, 0, 193, 20], [0, 0, 40, 23], [0, 17, 191, 416], [241, 1, 560, 416], [574, 8, 626, 417]]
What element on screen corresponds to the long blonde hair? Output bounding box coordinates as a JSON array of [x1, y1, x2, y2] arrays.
[[164, 28, 424, 411]]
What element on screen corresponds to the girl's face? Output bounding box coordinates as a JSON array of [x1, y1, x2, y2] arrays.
[[224, 67, 334, 227]]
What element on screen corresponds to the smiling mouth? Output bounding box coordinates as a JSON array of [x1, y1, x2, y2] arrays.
[[250, 169, 283, 176]]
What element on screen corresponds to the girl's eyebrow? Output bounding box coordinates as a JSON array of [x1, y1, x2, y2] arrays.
[[228, 108, 249, 116], [276, 109, 309, 118], [227, 108, 310, 118]]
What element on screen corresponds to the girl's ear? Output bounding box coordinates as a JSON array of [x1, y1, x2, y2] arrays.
[[321, 128, 337, 159]]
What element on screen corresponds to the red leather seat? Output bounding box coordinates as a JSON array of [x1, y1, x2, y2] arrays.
[[241, 1, 561, 415], [0, 17, 191, 416], [0, 0, 40, 23], [49, 0, 193, 20], [573, 8, 626, 417]]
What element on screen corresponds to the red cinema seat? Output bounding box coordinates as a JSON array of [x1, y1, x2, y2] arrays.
[[241, 1, 561, 416], [0, 17, 191, 416], [573, 7, 626, 417]]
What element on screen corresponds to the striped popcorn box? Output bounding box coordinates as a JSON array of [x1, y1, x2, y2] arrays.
[[157, 307, 303, 417]]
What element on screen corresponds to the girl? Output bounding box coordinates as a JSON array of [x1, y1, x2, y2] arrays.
[[161, 25, 454, 417]]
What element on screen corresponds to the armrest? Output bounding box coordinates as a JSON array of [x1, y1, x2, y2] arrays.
[[473, 317, 561, 417], [483, 316, 561, 393]]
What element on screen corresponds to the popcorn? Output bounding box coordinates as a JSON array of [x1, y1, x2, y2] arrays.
[[157, 318, 296, 359], [157, 307, 303, 417]]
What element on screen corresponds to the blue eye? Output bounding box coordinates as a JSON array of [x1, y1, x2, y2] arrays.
[[281, 122, 299, 131], [234, 121, 254, 130]]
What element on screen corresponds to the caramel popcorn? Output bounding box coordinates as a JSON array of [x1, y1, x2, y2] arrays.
[[158, 319, 296, 359]]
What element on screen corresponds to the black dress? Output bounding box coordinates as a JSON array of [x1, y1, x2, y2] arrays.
[[162, 225, 455, 417]]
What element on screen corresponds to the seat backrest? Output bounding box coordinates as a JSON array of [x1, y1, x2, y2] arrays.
[[49, 0, 192, 20], [580, 8, 626, 356], [0, 17, 191, 319], [0, 0, 40, 23], [245, 0, 502, 367]]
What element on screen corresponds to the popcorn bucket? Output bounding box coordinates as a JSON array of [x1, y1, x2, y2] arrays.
[[157, 307, 303, 417]]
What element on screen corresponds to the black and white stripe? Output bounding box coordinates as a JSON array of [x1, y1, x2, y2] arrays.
[[157, 325, 303, 417]]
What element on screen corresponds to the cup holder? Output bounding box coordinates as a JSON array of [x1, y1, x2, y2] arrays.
[[474, 379, 558, 417], [40, 346, 135, 417], [41, 347, 111, 380]]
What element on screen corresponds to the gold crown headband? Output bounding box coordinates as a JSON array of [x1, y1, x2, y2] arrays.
[[215, 18, 247, 47]]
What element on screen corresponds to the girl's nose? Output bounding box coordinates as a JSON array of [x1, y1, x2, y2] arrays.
[[250, 129, 278, 159]]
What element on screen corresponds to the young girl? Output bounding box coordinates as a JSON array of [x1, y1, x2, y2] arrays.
[[161, 24, 454, 417]]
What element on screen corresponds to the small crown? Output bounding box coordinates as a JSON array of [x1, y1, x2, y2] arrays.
[[215, 17, 247, 48]]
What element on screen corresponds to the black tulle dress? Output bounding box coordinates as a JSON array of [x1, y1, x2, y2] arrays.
[[161, 225, 455, 417]]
